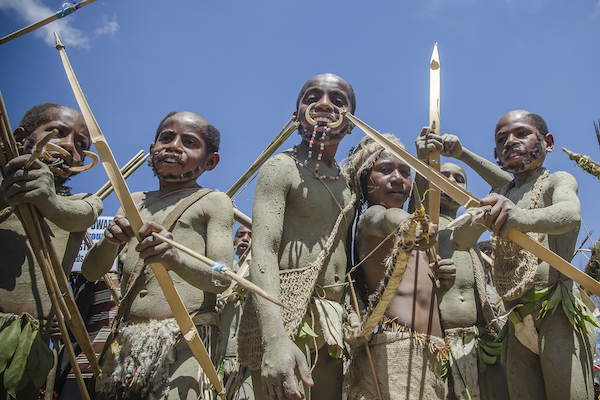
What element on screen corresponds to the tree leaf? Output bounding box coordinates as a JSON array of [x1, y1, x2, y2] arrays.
[[0, 318, 21, 374], [4, 320, 35, 397]]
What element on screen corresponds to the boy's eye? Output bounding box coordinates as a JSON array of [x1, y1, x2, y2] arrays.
[[333, 98, 345, 107]]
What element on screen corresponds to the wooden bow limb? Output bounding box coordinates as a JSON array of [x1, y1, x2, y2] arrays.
[[25, 129, 59, 168], [347, 276, 383, 400], [427, 43, 441, 243], [95, 150, 148, 200], [226, 117, 299, 198], [0, 0, 97, 45], [55, 33, 228, 399], [218, 248, 252, 302], [87, 150, 149, 305], [152, 232, 286, 308], [233, 208, 252, 230], [0, 91, 93, 400], [342, 111, 600, 297]]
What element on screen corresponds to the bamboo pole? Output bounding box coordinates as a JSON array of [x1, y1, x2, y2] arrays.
[[152, 232, 285, 308], [226, 117, 299, 198], [54, 33, 228, 398], [0, 91, 93, 399], [95, 150, 145, 199], [347, 277, 383, 400], [343, 111, 600, 297], [427, 43, 441, 234], [0, 0, 98, 45], [89, 150, 148, 305]]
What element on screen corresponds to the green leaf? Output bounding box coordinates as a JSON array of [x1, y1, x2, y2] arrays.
[[0, 318, 21, 374], [26, 331, 54, 389], [4, 320, 35, 397], [297, 321, 318, 338]]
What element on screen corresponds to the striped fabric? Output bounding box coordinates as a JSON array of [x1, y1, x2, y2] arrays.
[[68, 273, 120, 379]]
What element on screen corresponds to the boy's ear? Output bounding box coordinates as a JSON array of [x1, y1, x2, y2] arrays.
[[13, 127, 28, 144], [13, 127, 28, 154], [202, 152, 219, 172], [544, 133, 554, 153]]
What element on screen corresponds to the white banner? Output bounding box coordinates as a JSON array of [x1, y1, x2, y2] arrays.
[[72, 216, 116, 272]]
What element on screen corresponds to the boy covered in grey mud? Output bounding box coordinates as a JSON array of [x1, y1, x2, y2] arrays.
[[82, 111, 233, 400], [0, 103, 103, 398], [238, 73, 356, 400], [343, 135, 455, 400], [451, 110, 596, 399], [415, 130, 510, 400], [220, 225, 254, 400]]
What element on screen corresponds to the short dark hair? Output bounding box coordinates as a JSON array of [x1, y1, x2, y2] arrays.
[[478, 240, 492, 254], [523, 111, 549, 137], [496, 110, 549, 137], [154, 111, 221, 153], [19, 103, 68, 135], [295, 74, 357, 114]]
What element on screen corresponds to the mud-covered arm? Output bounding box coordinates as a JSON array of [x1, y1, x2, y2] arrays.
[[159, 191, 233, 292], [360, 205, 437, 249], [1, 156, 102, 231], [481, 171, 581, 238], [450, 203, 489, 251], [81, 229, 124, 282], [359, 205, 411, 238], [456, 147, 511, 190], [415, 129, 511, 190], [250, 155, 313, 399]]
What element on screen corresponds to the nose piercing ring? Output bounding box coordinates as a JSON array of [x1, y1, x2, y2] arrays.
[[305, 103, 344, 129]]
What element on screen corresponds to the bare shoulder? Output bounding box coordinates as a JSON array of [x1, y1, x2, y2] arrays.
[[547, 170, 578, 190], [193, 190, 233, 219], [257, 151, 298, 184], [131, 191, 150, 205]]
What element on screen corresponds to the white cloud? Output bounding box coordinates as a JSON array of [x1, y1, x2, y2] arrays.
[[0, 0, 89, 48], [94, 15, 118, 37]]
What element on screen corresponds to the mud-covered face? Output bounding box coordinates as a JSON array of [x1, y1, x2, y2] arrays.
[[233, 226, 252, 258], [150, 112, 218, 183], [440, 163, 466, 209], [494, 111, 553, 174], [297, 74, 353, 145], [23, 108, 90, 185], [366, 150, 412, 209]]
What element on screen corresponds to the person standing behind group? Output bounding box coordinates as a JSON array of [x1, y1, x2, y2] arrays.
[[415, 130, 510, 400], [238, 73, 356, 400], [221, 225, 254, 400]]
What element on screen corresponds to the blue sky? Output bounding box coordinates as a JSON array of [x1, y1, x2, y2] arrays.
[[0, 0, 599, 271]]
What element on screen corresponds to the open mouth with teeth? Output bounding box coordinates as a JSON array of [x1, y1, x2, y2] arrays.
[[160, 156, 182, 165], [44, 154, 73, 174]]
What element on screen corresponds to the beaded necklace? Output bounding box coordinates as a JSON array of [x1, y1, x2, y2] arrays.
[[292, 126, 341, 180]]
